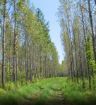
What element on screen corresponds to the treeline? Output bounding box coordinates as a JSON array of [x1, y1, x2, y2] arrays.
[[59, 0, 96, 89], [0, 0, 59, 87]]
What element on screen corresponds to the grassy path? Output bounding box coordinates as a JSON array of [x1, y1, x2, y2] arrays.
[[0, 77, 96, 105]]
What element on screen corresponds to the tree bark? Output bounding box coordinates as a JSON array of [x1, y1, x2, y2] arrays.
[[2, 0, 6, 88]]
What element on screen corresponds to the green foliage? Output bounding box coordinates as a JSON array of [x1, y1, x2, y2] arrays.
[[86, 36, 96, 70], [90, 60, 96, 70], [0, 89, 6, 95], [0, 78, 96, 105], [5, 82, 16, 91]]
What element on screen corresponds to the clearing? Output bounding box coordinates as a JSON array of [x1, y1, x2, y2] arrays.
[[0, 77, 96, 105]]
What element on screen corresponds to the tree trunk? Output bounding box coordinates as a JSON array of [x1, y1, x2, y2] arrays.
[[12, 0, 17, 82], [2, 0, 6, 88], [88, 0, 96, 62]]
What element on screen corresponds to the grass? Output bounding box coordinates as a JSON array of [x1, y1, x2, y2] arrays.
[[0, 77, 96, 105]]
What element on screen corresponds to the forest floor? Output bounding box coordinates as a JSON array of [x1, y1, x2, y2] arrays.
[[0, 77, 96, 105]]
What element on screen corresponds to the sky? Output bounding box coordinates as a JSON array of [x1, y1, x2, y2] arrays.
[[30, 0, 64, 64]]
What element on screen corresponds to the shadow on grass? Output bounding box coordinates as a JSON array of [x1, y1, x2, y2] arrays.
[[0, 96, 96, 105]]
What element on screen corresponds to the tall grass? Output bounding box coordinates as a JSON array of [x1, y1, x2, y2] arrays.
[[0, 77, 96, 105]]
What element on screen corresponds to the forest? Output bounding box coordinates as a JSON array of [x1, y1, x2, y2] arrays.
[[0, 0, 96, 105]]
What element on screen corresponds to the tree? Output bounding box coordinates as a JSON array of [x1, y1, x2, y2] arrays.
[[58, 0, 96, 89], [1, 0, 6, 87]]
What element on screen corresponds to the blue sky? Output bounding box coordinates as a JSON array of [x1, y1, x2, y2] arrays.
[[30, 0, 64, 64]]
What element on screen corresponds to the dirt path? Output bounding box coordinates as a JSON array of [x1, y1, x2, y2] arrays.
[[19, 91, 71, 105]]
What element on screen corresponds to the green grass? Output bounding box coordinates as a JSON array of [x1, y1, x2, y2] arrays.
[[0, 77, 96, 105]]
